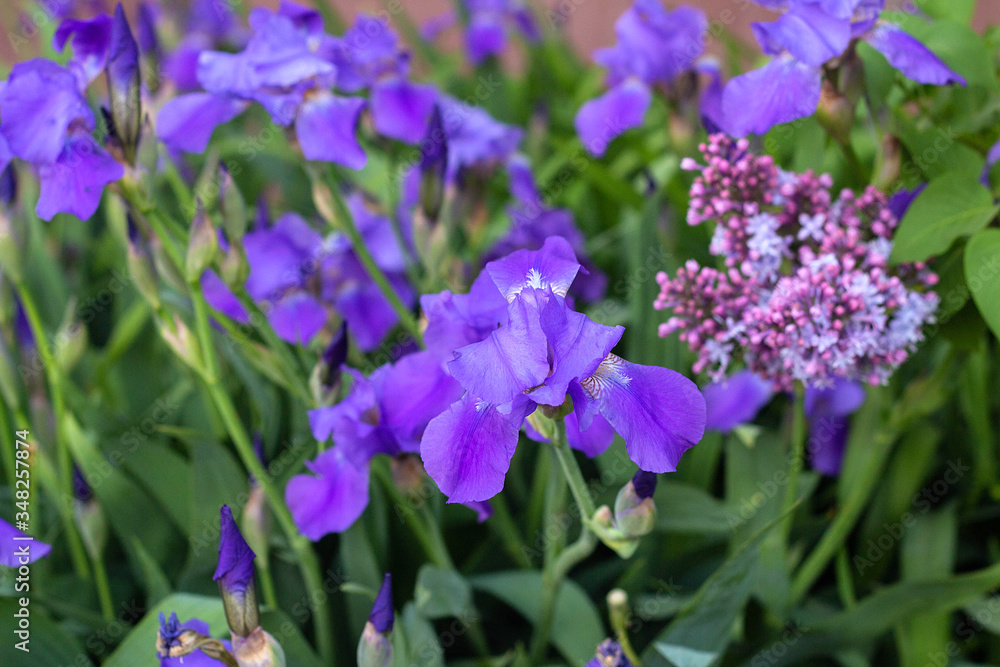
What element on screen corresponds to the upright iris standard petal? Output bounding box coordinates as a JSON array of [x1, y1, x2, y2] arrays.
[[36, 133, 124, 221], [531, 293, 624, 406], [370, 78, 438, 144], [448, 295, 550, 406], [421, 394, 534, 503], [721, 55, 822, 137], [863, 24, 966, 86], [579, 354, 706, 473], [0, 518, 51, 567], [702, 371, 775, 433], [751, 5, 850, 67], [286, 448, 371, 539], [0, 59, 94, 164], [485, 235, 582, 302], [574, 80, 651, 157], [157, 93, 249, 153], [295, 93, 368, 168]]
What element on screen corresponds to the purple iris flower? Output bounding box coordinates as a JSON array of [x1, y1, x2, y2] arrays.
[[287, 351, 464, 539], [0, 518, 51, 567], [586, 639, 632, 667], [484, 156, 607, 302], [159, 1, 367, 167], [424, 0, 540, 64], [162, 0, 245, 91], [702, 370, 775, 433], [721, 0, 965, 136], [157, 612, 231, 666], [575, 1, 709, 156], [437, 94, 524, 180], [326, 15, 438, 143], [202, 200, 414, 350], [420, 236, 706, 503], [804, 378, 865, 476], [0, 58, 123, 220]]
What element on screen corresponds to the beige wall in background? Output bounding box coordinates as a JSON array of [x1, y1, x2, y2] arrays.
[[1, 1, 999, 67], [321, 0, 1000, 54]]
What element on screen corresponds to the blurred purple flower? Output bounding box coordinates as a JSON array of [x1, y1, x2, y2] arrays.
[[722, 0, 965, 136], [575, 1, 709, 155], [0, 518, 51, 567], [702, 370, 775, 433], [0, 59, 123, 220], [805, 378, 865, 475], [288, 352, 463, 539], [424, 0, 539, 64], [586, 639, 632, 667]]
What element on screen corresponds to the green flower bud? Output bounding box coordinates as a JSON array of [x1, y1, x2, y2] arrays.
[[613, 471, 657, 539], [186, 202, 218, 282], [232, 627, 286, 667]]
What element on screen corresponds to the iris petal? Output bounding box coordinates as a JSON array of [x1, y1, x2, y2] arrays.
[[286, 448, 371, 539], [421, 394, 534, 502], [486, 235, 582, 302], [580, 354, 706, 473], [574, 79, 651, 157]]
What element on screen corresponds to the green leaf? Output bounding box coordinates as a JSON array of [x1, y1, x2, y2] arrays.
[[104, 592, 321, 667], [415, 565, 473, 620], [890, 174, 997, 263], [643, 502, 800, 666], [0, 598, 94, 666], [130, 538, 174, 605], [394, 603, 445, 667], [654, 481, 736, 535], [754, 560, 1000, 662], [896, 506, 958, 667], [964, 229, 1000, 339], [471, 571, 603, 665], [652, 644, 718, 667], [913, 0, 975, 24]]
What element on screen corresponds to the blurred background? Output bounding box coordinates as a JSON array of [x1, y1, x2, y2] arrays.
[[3, 0, 999, 64]]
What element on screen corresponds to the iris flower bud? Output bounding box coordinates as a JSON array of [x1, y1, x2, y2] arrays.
[[186, 202, 218, 282], [214, 505, 260, 639], [419, 107, 447, 224], [613, 471, 657, 539], [357, 573, 394, 667], [311, 322, 349, 405], [218, 163, 248, 240], [106, 4, 141, 165], [232, 626, 286, 667]]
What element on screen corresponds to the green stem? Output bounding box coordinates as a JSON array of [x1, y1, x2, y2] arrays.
[[529, 420, 599, 665], [781, 384, 807, 542], [187, 279, 334, 663], [316, 173, 424, 347], [13, 281, 91, 580], [488, 493, 532, 568], [258, 565, 278, 610], [790, 427, 894, 605], [0, 398, 17, 489], [372, 464, 491, 658], [92, 553, 115, 622]]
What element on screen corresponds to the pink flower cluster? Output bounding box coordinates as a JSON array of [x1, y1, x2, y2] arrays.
[[656, 135, 939, 389]]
